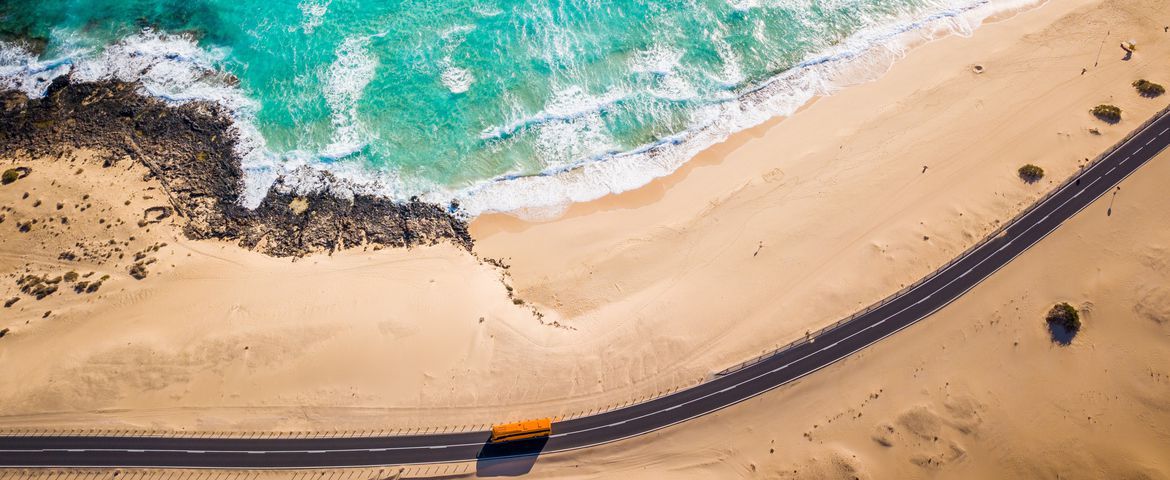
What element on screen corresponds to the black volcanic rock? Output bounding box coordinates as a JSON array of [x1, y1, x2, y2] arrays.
[[0, 79, 472, 256]]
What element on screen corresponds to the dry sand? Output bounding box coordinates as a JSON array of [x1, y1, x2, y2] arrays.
[[1, 0, 1169, 477], [512, 147, 1170, 479]]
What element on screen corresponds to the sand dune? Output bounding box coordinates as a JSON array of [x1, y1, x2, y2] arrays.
[[517, 144, 1170, 479], [1, 0, 1168, 477]]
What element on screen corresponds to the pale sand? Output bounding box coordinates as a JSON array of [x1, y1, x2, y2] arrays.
[[76, 146, 1168, 480], [512, 146, 1170, 479], [0, 0, 1168, 475]]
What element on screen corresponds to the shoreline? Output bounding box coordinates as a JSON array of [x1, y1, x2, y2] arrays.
[[442, 0, 1051, 216], [0, 78, 471, 257], [470, 0, 1053, 228], [0, 0, 1047, 218], [0, 0, 1167, 460]]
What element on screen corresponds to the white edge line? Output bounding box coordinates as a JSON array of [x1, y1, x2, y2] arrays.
[[3, 115, 1168, 471]]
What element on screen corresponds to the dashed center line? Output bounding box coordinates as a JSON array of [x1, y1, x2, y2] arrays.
[[7, 112, 1168, 470]]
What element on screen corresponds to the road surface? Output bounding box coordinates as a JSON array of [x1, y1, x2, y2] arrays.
[[3, 108, 1170, 469]]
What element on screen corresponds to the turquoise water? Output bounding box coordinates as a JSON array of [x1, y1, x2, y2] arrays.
[[0, 0, 1009, 214]]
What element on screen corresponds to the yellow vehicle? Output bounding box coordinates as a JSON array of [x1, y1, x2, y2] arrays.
[[489, 418, 552, 443]]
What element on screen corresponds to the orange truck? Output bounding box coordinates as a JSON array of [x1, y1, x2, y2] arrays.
[[489, 418, 552, 443]]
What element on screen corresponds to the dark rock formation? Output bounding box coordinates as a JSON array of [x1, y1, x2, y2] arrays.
[[0, 78, 472, 256]]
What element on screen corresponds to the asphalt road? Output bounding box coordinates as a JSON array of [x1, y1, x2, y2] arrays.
[[3, 109, 1170, 470]]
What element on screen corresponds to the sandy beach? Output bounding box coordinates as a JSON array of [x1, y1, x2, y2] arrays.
[[1, 0, 1169, 477]]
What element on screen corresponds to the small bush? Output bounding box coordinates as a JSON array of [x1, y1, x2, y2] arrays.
[[1, 169, 19, 185], [1046, 302, 1081, 344], [129, 263, 148, 280], [1133, 79, 1166, 97], [1091, 104, 1122, 123], [1018, 164, 1045, 183]]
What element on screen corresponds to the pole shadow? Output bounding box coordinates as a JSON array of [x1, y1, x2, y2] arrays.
[[475, 437, 549, 477]]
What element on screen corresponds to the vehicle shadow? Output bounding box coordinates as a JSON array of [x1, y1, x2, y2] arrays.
[[475, 437, 549, 477]]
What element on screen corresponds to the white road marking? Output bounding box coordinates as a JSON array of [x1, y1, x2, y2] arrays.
[[13, 117, 1163, 465], [1106, 166, 1116, 175]]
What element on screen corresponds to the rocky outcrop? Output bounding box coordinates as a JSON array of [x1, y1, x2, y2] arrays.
[[0, 78, 472, 256]]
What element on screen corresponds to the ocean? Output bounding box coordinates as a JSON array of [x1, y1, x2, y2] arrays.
[[0, 0, 1035, 216]]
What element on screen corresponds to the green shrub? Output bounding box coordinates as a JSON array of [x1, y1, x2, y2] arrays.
[[1046, 302, 1081, 344], [1, 169, 18, 185], [1133, 79, 1166, 97], [1091, 104, 1122, 123], [1018, 164, 1045, 183]]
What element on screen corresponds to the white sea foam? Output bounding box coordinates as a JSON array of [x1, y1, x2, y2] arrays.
[[711, 29, 746, 88], [69, 31, 248, 109], [0, 0, 1046, 218], [631, 45, 685, 77], [441, 65, 474, 94], [0, 31, 292, 207], [480, 85, 632, 141], [321, 35, 377, 157], [630, 44, 703, 101], [437, 25, 477, 94], [445, 0, 1045, 216], [299, 0, 333, 34], [0, 44, 76, 97]]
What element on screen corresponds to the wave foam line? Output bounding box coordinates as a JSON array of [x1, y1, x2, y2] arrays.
[[443, 0, 1046, 217], [0, 0, 1047, 218]]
